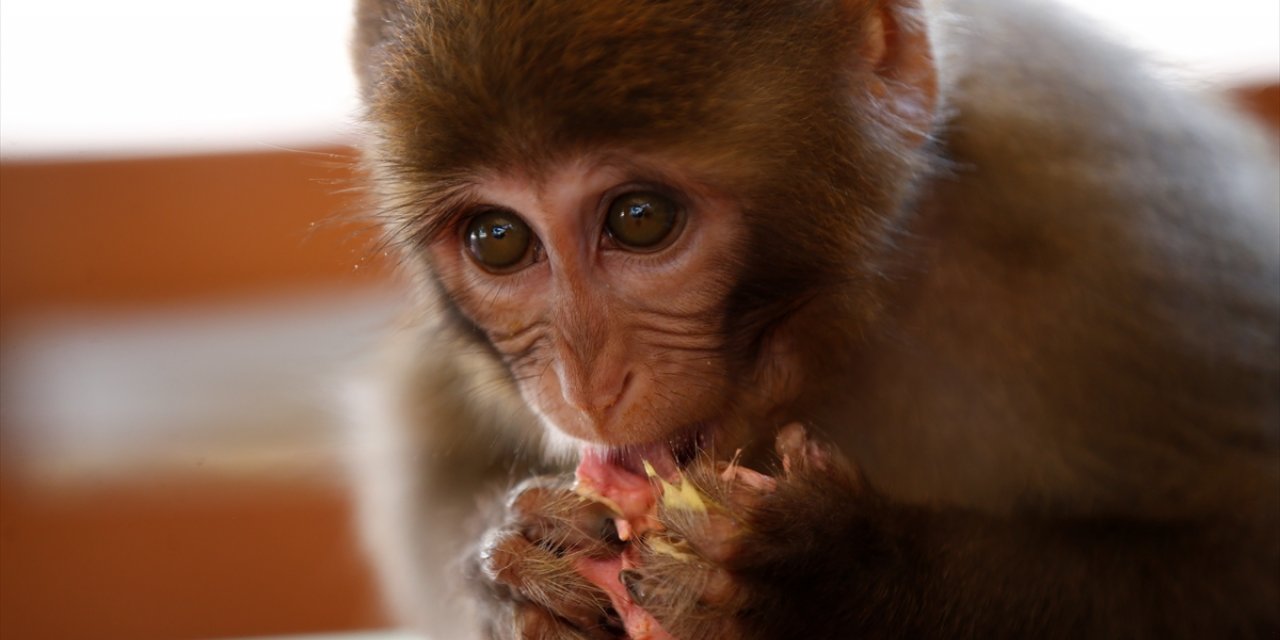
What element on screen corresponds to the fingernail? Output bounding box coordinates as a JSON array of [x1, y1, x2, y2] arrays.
[[619, 569, 647, 603]]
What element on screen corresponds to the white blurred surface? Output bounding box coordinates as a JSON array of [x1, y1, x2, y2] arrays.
[[0, 288, 404, 482], [0, 0, 361, 160], [1067, 0, 1279, 84], [0, 0, 1276, 160]]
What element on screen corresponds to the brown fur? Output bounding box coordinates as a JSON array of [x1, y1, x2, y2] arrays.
[[346, 0, 1280, 637]]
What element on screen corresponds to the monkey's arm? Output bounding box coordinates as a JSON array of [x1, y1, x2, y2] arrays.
[[345, 324, 548, 638], [744, 482, 1275, 639], [626, 432, 1280, 640]]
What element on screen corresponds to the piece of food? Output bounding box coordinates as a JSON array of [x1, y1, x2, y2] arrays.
[[574, 441, 781, 639], [574, 446, 675, 639]]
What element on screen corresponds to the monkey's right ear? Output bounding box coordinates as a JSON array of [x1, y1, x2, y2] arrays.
[[851, 0, 939, 147]]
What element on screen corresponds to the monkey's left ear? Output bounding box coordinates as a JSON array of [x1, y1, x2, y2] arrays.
[[852, 0, 939, 147]]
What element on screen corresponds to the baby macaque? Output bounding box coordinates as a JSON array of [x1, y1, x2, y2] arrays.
[[347, 0, 1280, 637]]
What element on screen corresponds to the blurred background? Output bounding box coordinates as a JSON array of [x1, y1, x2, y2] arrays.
[[0, 1, 1276, 638]]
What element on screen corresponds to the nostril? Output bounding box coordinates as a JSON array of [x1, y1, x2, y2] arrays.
[[602, 371, 633, 412]]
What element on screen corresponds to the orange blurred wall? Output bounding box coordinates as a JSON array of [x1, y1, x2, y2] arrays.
[[1, 146, 393, 638], [0, 147, 388, 323]]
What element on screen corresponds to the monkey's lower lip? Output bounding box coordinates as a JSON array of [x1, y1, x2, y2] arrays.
[[574, 423, 711, 525], [577, 422, 711, 483]]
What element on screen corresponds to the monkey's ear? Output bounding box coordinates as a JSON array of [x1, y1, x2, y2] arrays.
[[852, 0, 938, 147]]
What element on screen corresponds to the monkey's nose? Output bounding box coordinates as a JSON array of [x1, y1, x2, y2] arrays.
[[560, 369, 632, 424]]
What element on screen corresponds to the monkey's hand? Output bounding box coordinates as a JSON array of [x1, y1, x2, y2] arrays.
[[588, 424, 861, 640], [471, 474, 631, 639]]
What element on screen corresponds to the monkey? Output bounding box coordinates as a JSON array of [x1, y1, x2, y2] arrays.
[[344, 0, 1280, 638]]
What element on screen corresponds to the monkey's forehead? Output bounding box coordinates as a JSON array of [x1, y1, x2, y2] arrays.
[[360, 0, 862, 177]]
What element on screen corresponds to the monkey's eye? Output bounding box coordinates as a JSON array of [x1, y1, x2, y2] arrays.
[[464, 210, 535, 272], [604, 191, 683, 251]]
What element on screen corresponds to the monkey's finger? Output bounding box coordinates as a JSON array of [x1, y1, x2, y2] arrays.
[[528, 500, 625, 558], [518, 604, 623, 640], [557, 500, 627, 557], [619, 562, 741, 640], [673, 510, 742, 564], [631, 519, 748, 608], [491, 602, 614, 640], [508, 478, 625, 557], [775, 422, 831, 475], [481, 528, 617, 634], [713, 460, 776, 511], [507, 475, 578, 517]]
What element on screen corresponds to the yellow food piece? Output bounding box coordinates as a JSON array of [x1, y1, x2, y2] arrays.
[[642, 460, 708, 514], [647, 537, 695, 561]]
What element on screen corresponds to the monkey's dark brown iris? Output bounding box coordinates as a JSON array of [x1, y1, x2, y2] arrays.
[[465, 210, 533, 271], [606, 192, 681, 251]]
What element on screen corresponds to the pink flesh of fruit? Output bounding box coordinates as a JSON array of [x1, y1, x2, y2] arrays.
[[574, 445, 677, 640], [571, 425, 809, 638]]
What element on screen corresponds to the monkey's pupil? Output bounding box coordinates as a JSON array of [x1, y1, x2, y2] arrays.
[[607, 192, 680, 250], [466, 211, 532, 271]]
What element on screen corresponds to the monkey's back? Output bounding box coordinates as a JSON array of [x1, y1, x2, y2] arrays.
[[842, 0, 1280, 519]]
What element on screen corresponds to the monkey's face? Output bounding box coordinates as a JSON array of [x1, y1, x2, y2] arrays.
[[426, 156, 778, 450], [359, 0, 927, 460]]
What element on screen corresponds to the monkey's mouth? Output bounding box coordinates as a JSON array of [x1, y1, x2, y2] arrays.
[[574, 422, 711, 521], [611, 422, 708, 474]]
